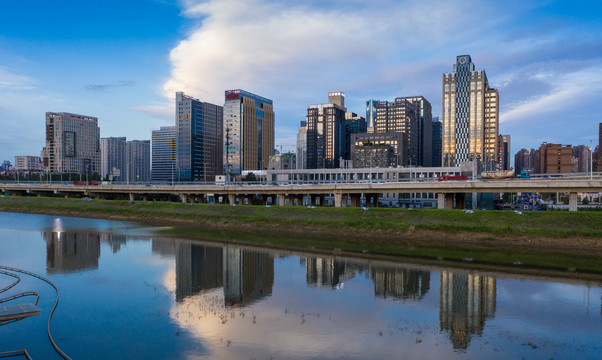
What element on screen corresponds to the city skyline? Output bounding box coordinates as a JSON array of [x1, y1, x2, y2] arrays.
[[1, 0, 601, 163]]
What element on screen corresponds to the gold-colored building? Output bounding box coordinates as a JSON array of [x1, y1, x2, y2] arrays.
[[442, 55, 499, 167], [223, 90, 274, 176]]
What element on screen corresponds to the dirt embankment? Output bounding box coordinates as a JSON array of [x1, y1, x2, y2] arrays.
[[2, 204, 600, 259]]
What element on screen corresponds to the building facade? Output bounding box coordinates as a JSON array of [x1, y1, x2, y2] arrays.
[[598, 123, 602, 169], [306, 92, 347, 169], [572, 145, 591, 173], [176, 91, 223, 182], [151, 126, 176, 182], [296, 121, 307, 169], [432, 117, 442, 167], [442, 55, 499, 167], [351, 132, 406, 168], [268, 153, 296, 170], [223, 89, 274, 176], [344, 111, 367, 163], [514, 148, 531, 171], [14, 156, 43, 172], [404, 96, 433, 167], [126, 140, 151, 182], [352, 144, 395, 168], [373, 98, 418, 166], [100, 137, 126, 181], [43, 112, 101, 175], [497, 135, 511, 170], [366, 100, 377, 134], [537, 143, 572, 174]]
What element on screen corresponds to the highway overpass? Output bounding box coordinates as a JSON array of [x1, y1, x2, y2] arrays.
[[2, 179, 602, 211]]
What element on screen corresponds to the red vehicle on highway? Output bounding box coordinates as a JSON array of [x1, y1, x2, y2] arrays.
[[438, 175, 468, 181]]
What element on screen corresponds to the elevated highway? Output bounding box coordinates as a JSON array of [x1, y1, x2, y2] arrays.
[[2, 178, 602, 211]]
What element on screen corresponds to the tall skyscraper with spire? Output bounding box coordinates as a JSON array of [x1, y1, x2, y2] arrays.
[[442, 55, 499, 167]]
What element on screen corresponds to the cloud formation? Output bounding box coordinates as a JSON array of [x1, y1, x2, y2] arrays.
[[162, 0, 500, 104], [159, 0, 602, 153], [84, 80, 136, 92], [0, 66, 36, 90]]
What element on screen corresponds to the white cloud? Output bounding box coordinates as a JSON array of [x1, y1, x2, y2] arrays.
[[500, 66, 602, 124], [162, 0, 501, 106], [0, 66, 36, 90], [131, 104, 174, 121]]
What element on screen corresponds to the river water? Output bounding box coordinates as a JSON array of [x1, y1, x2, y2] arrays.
[[0, 212, 600, 359]]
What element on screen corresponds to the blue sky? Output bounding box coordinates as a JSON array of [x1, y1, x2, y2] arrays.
[[1, 0, 601, 164]]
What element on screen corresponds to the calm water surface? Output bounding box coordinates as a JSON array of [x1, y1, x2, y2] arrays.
[[0, 212, 600, 359]]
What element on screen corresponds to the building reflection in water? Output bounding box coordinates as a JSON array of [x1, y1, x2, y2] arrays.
[[100, 234, 126, 253], [371, 266, 430, 300], [152, 238, 176, 258], [175, 242, 274, 307], [43, 231, 101, 273], [439, 271, 496, 350], [302, 257, 357, 288]]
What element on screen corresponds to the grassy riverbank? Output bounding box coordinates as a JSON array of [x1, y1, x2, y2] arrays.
[[1, 196, 601, 273]]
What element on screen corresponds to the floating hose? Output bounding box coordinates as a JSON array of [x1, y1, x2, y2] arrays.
[[0, 265, 72, 360]]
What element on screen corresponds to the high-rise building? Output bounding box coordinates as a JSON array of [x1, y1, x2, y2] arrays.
[[529, 148, 540, 173], [403, 96, 433, 167], [151, 126, 176, 182], [366, 100, 377, 133], [14, 156, 43, 172], [176, 91, 223, 182], [431, 117, 442, 167], [306, 92, 347, 169], [374, 98, 418, 166], [223, 89, 274, 176], [43, 112, 100, 175], [598, 123, 602, 168], [497, 135, 511, 170], [126, 140, 150, 182], [514, 148, 531, 171], [344, 112, 367, 162], [100, 137, 126, 181], [572, 145, 591, 173], [442, 55, 499, 167], [594, 145, 599, 172], [296, 121, 307, 169], [537, 143, 572, 174]]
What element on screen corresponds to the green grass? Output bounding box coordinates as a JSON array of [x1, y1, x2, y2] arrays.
[[1, 195, 601, 273]]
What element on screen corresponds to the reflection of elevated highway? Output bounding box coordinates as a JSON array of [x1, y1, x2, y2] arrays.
[[3, 178, 602, 210]]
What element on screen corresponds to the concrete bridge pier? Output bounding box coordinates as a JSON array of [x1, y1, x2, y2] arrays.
[[319, 195, 326, 206], [129, 193, 135, 202], [334, 192, 342, 207], [445, 193, 454, 209], [180, 194, 188, 203], [437, 193, 445, 209], [228, 194, 235, 205], [310, 195, 317, 206], [297, 194, 304, 206], [142, 194, 148, 202], [569, 192, 578, 212], [277, 194, 285, 206]]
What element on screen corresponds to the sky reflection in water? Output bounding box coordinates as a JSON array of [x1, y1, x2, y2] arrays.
[[0, 212, 600, 359]]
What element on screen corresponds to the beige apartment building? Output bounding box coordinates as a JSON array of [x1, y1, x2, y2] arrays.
[[42, 112, 100, 175]]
